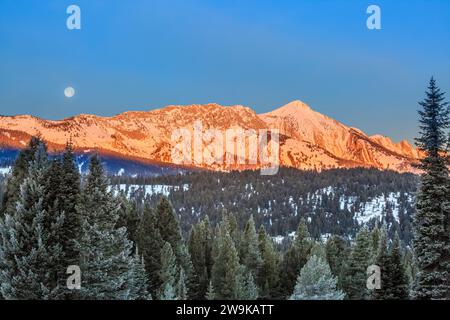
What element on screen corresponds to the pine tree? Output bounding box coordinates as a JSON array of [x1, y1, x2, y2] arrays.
[[177, 269, 188, 300], [257, 225, 280, 299], [76, 155, 148, 300], [412, 78, 450, 299], [116, 193, 140, 246], [280, 218, 313, 298], [59, 142, 81, 265], [0, 143, 64, 299], [154, 197, 194, 293], [136, 205, 164, 297], [211, 228, 241, 299], [372, 227, 392, 300], [237, 268, 259, 300], [130, 252, 152, 300], [343, 227, 372, 299], [290, 255, 345, 300], [325, 235, 349, 291], [42, 143, 82, 297], [388, 235, 409, 299], [154, 197, 183, 253], [240, 215, 262, 277], [1, 137, 43, 216], [159, 242, 178, 300], [205, 281, 215, 300], [188, 216, 213, 299]]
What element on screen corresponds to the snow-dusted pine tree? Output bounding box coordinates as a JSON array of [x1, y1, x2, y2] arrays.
[[290, 255, 345, 300], [412, 78, 449, 299], [76, 155, 148, 300], [159, 242, 178, 300], [205, 281, 215, 300], [237, 268, 259, 300], [0, 144, 64, 299], [177, 269, 188, 300]]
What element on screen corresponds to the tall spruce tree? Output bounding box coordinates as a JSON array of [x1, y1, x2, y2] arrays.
[[372, 227, 392, 300], [76, 155, 148, 300], [257, 225, 280, 299], [154, 197, 194, 293], [177, 269, 188, 300], [159, 242, 178, 300], [240, 215, 263, 278], [237, 268, 259, 300], [59, 142, 81, 266], [280, 218, 313, 298], [0, 143, 65, 299], [1, 137, 43, 216], [290, 255, 345, 300], [325, 235, 349, 291], [373, 231, 409, 300], [136, 205, 164, 297], [211, 227, 242, 299], [343, 227, 372, 300], [188, 216, 213, 299], [412, 78, 450, 299], [41, 142, 82, 297], [388, 235, 409, 299]]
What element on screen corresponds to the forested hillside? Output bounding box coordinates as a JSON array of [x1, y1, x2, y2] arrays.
[[110, 168, 418, 245]]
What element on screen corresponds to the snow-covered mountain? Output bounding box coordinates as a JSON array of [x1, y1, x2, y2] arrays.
[[0, 100, 420, 174]]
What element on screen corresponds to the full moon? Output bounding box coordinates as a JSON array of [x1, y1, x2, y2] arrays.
[[64, 87, 75, 98]]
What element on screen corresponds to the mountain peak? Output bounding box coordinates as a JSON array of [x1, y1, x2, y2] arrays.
[[280, 100, 312, 111]]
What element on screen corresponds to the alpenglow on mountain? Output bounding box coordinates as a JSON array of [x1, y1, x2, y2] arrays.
[[0, 100, 420, 175]]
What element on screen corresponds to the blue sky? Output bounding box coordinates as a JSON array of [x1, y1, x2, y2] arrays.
[[1, 0, 449, 142]]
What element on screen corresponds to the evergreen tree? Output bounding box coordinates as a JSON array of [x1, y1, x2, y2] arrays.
[[240, 215, 263, 277], [177, 269, 188, 300], [388, 235, 409, 299], [154, 197, 194, 293], [372, 227, 392, 300], [237, 268, 259, 300], [42, 142, 82, 297], [116, 193, 140, 246], [279, 218, 313, 298], [136, 205, 164, 296], [205, 281, 215, 300], [373, 231, 409, 300], [257, 225, 280, 299], [0, 144, 64, 299], [76, 155, 148, 300], [325, 235, 349, 290], [412, 78, 450, 299], [1, 137, 43, 216], [159, 242, 178, 300], [290, 255, 345, 300], [211, 228, 241, 299], [58, 142, 82, 265], [188, 216, 213, 299], [343, 227, 372, 299]]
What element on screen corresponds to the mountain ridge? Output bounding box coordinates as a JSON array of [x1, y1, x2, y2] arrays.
[[0, 100, 421, 174]]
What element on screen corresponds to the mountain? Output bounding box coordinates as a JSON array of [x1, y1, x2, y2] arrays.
[[261, 101, 420, 172], [0, 100, 420, 175]]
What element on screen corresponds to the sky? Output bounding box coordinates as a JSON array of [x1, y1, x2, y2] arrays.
[[0, 0, 449, 143]]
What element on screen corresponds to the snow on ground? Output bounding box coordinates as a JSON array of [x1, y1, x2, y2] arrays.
[[0, 167, 11, 175], [110, 184, 190, 198]]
